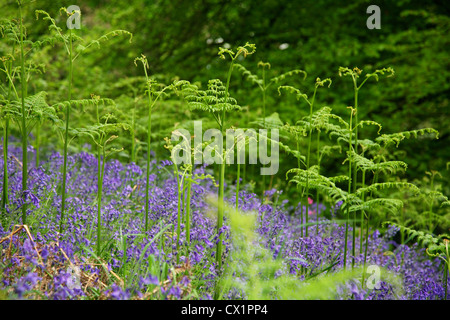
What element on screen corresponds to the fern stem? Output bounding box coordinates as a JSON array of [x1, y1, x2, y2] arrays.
[[362, 210, 370, 286], [360, 169, 369, 287], [343, 108, 354, 270], [363, 160, 381, 278], [2, 49, 13, 214], [296, 133, 303, 238], [236, 161, 240, 211], [316, 131, 321, 235], [2, 118, 9, 214], [261, 69, 266, 201], [304, 87, 317, 237], [428, 173, 435, 233], [243, 158, 246, 188], [262, 68, 266, 127], [443, 259, 448, 300], [360, 170, 366, 254], [216, 60, 234, 269], [143, 69, 152, 233], [35, 123, 40, 167], [185, 169, 192, 250], [352, 77, 359, 270], [173, 161, 182, 265], [96, 145, 105, 256], [19, 3, 27, 225], [60, 28, 73, 233], [131, 92, 136, 163]]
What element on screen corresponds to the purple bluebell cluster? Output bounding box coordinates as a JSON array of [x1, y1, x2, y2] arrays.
[[0, 144, 448, 299]]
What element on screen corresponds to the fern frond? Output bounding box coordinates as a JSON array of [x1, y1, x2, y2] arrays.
[[271, 69, 307, 84], [363, 67, 395, 83], [329, 113, 349, 127], [70, 121, 129, 144], [295, 107, 335, 133], [358, 139, 381, 152], [328, 124, 353, 146], [287, 168, 348, 201], [234, 63, 262, 88], [278, 141, 306, 165], [281, 123, 307, 137], [354, 120, 382, 134], [5, 92, 59, 127], [328, 175, 350, 183], [315, 77, 332, 88], [383, 222, 448, 256], [218, 42, 256, 60], [35, 10, 72, 54], [355, 182, 420, 197], [350, 198, 404, 214], [347, 151, 408, 174], [53, 98, 115, 112], [278, 86, 309, 104], [171, 79, 198, 97], [186, 79, 241, 113], [306, 106, 334, 132], [376, 128, 439, 148], [75, 30, 133, 58], [0, 19, 19, 44]]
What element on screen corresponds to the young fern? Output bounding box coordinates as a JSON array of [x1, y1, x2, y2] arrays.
[[135, 54, 191, 232], [72, 105, 129, 255], [165, 130, 217, 264], [422, 171, 449, 233], [339, 66, 394, 269], [0, 89, 59, 224], [112, 77, 144, 163], [295, 106, 340, 232], [315, 111, 347, 231], [232, 129, 255, 211], [279, 77, 331, 237], [164, 131, 190, 265], [187, 78, 242, 268], [221, 126, 259, 212], [36, 8, 132, 233], [234, 62, 306, 199], [186, 43, 255, 270], [376, 128, 439, 148], [371, 126, 441, 233], [347, 143, 422, 279], [235, 62, 306, 128]]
